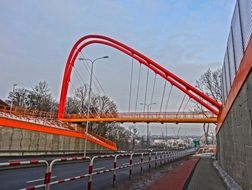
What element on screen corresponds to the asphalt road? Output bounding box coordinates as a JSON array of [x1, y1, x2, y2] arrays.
[[0, 154, 163, 190]]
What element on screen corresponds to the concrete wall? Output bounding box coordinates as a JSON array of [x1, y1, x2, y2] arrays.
[[0, 126, 106, 156], [217, 72, 252, 190]]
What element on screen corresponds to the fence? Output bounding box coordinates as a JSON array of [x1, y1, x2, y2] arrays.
[[0, 149, 196, 190], [221, 0, 252, 103]]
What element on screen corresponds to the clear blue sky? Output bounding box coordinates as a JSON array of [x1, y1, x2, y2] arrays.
[[0, 0, 236, 135]]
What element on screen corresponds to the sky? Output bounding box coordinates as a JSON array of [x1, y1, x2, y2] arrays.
[[0, 0, 236, 136]]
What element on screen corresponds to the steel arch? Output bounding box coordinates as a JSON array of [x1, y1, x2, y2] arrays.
[[58, 34, 221, 118]]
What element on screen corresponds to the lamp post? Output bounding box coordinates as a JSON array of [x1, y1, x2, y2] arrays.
[[78, 56, 109, 157], [10, 83, 17, 113], [140, 102, 156, 149]]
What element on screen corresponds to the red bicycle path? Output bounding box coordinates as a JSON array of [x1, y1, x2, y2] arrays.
[[146, 156, 200, 190]]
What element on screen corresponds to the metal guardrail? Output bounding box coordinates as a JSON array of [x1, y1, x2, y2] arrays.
[[0, 149, 197, 190]]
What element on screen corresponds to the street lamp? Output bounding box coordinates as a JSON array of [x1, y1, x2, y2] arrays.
[[140, 102, 156, 149], [78, 56, 109, 157], [10, 83, 17, 113]]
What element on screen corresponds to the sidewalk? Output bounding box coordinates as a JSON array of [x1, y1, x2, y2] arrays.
[[146, 157, 200, 190], [186, 157, 227, 190]]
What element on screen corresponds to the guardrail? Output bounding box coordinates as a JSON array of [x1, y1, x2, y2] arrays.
[[0, 159, 49, 190], [0, 149, 196, 190]]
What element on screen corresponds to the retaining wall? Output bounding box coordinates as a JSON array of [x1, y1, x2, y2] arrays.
[[0, 126, 106, 156], [217, 72, 252, 189]]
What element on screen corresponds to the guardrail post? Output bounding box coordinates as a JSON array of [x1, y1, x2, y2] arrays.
[[44, 168, 51, 190], [140, 153, 144, 174], [88, 157, 95, 190], [113, 155, 118, 187], [164, 152, 167, 164], [160, 153, 162, 165], [155, 152, 157, 168], [129, 154, 133, 180], [148, 153, 151, 169]]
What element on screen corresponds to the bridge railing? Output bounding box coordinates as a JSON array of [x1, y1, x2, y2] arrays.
[[63, 111, 216, 119], [0, 105, 216, 121], [0, 105, 58, 119]]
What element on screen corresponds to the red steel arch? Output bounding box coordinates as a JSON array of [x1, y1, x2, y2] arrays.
[[58, 34, 221, 118]]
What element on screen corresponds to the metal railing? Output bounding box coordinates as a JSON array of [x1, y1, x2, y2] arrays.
[[0, 149, 197, 190], [221, 0, 252, 103], [64, 111, 215, 119]]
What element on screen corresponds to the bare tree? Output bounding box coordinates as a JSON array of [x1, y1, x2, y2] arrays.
[[74, 85, 88, 113], [7, 88, 29, 107], [66, 97, 79, 114], [192, 68, 222, 113], [196, 68, 222, 102], [27, 81, 52, 111], [88, 95, 118, 136], [7, 81, 53, 112]]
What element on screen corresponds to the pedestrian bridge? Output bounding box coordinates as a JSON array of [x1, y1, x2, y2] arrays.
[[60, 112, 217, 123]]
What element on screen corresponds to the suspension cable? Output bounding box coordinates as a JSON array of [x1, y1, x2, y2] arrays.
[[150, 73, 157, 109], [128, 58, 134, 112], [182, 97, 191, 112], [159, 81, 167, 112], [71, 68, 102, 116], [73, 66, 86, 86], [78, 53, 109, 116], [164, 85, 173, 112], [79, 53, 117, 118], [79, 52, 106, 95], [135, 63, 142, 112], [143, 68, 150, 112], [69, 81, 77, 97], [81, 61, 104, 95], [176, 94, 186, 117]]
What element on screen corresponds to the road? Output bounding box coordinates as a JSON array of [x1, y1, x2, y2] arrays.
[[0, 154, 165, 190]]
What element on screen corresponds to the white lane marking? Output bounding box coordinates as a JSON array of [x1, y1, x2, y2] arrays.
[[26, 176, 57, 183], [93, 167, 105, 171]]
